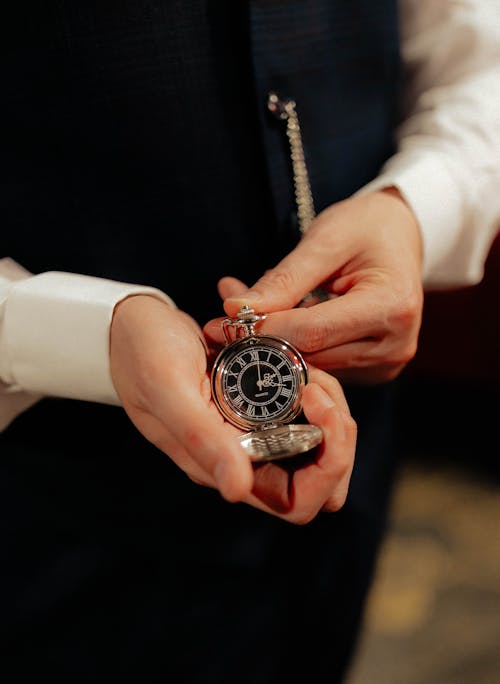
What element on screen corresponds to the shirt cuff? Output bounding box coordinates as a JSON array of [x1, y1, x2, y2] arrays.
[[1, 271, 175, 405], [357, 150, 498, 288]]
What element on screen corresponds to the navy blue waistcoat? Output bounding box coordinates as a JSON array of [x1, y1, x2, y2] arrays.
[[1, 0, 400, 323]]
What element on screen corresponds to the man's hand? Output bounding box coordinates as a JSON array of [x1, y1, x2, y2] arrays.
[[206, 188, 423, 384], [110, 295, 253, 502], [110, 295, 356, 524], [245, 366, 357, 524]]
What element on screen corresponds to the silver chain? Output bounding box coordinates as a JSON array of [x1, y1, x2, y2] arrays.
[[268, 92, 328, 305], [268, 92, 316, 235]]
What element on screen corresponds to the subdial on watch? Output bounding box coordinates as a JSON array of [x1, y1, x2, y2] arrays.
[[222, 344, 298, 422]]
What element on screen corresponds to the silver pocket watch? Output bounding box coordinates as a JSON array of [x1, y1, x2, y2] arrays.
[[211, 305, 323, 462]]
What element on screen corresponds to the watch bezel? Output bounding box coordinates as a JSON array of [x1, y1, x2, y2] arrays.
[[211, 334, 308, 431]]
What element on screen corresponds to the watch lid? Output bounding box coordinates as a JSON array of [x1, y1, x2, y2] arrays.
[[239, 424, 323, 462]]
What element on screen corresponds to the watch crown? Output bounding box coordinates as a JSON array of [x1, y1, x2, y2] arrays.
[[236, 304, 262, 320], [222, 306, 267, 343]]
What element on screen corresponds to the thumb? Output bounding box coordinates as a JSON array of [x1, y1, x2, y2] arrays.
[[224, 239, 334, 317]]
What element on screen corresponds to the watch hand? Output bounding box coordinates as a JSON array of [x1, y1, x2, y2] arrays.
[[256, 356, 263, 390]]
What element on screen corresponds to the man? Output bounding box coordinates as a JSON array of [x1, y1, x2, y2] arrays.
[[1, 1, 499, 681]]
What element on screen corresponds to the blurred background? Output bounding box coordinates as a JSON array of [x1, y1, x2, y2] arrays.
[[346, 234, 500, 684]]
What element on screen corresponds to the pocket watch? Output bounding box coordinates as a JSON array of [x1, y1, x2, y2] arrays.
[[211, 305, 323, 462]]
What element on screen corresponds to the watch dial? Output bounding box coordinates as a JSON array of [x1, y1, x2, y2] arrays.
[[222, 343, 299, 424]]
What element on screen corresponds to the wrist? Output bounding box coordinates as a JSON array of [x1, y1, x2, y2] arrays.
[[377, 186, 423, 267], [112, 292, 175, 321], [1, 272, 175, 405]]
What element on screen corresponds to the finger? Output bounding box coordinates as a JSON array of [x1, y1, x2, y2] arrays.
[[306, 335, 415, 378], [232, 290, 383, 354], [148, 384, 254, 503], [249, 463, 293, 514], [216, 281, 393, 358], [218, 276, 249, 300], [205, 315, 406, 382], [306, 366, 350, 414], [203, 276, 249, 345], [203, 316, 230, 346], [173, 403, 253, 503], [305, 339, 381, 369], [320, 411, 356, 512], [223, 238, 340, 316], [204, 298, 379, 361], [244, 383, 356, 525], [298, 383, 356, 514], [130, 406, 216, 489]]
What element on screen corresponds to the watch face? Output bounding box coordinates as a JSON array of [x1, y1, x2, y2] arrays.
[[212, 336, 307, 430]]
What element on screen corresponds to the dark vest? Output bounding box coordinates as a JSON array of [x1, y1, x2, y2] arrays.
[[0, 7, 402, 680], [1, 0, 400, 323]]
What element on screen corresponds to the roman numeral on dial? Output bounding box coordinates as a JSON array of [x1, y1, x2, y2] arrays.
[[232, 395, 245, 408]]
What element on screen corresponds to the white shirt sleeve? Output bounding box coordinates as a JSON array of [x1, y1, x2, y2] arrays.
[[360, 0, 500, 288], [0, 258, 175, 431]]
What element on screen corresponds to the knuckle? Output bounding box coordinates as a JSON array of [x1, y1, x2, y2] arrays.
[[342, 413, 357, 436], [384, 338, 419, 372], [297, 327, 327, 353], [398, 340, 419, 365], [330, 456, 353, 483], [259, 268, 298, 295], [320, 374, 347, 405], [291, 511, 317, 526], [389, 291, 422, 330], [324, 372, 343, 393], [324, 491, 348, 513], [366, 337, 419, 382], [378, 362, 406, 382], [182, 427, 206, 454], [295, 312, 332, 353]]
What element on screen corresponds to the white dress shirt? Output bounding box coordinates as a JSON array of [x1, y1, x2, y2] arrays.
[[1, 0, 500, 430]]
